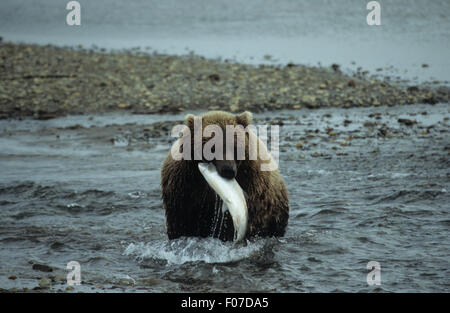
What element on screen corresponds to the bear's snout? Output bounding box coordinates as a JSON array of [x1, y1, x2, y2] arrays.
[[215, 160, 237, 179]]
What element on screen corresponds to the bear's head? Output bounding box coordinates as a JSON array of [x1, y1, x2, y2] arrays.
[[182, 111, 253, 179]]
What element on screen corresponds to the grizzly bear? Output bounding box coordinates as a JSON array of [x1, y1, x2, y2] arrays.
[[161, 111, 289, 241]]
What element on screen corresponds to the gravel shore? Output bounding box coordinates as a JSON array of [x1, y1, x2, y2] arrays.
[[0, 42, 449, 119]]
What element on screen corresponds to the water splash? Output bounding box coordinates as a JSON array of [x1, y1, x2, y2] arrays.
[[210, 195, 222, 237], [124, 237, 265, 265]]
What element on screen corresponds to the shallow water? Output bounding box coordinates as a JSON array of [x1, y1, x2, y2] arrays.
[[0, 103, 449, 292]]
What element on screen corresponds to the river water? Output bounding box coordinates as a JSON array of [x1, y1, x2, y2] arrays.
[[0, 103, 449, 292]]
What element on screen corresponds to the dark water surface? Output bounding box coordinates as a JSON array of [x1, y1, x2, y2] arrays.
[[0, 103, 449, 292]]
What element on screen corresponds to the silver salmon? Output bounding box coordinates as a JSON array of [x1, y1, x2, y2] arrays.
[[198, 162, 248, 243]]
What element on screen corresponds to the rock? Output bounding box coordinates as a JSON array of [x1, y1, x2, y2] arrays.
[[407, 86, 419, 93], [296, 142, 303, 149], [66, 286, 74, 291], [364, 121, 377, 128], [343, 119, 352, 126], [397, 118, 417, 126], [39, 278, 51, 289], [8, 275, 17, 280], [208, 73, 220, 82], [53, 275, 66, 282], [331, 64, 340, 72], [301, 95, 316, 108], [32, 263, 53, 272], [116, 277, 135, 286], [140, 278, 159, 286], [378, 128, 389, 137]]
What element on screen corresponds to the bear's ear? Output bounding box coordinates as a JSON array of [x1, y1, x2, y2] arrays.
[[184, 114, 195, 130], [236, 111, 253, 127]]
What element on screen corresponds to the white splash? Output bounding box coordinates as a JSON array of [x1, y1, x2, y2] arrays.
[[123, 237, 264, 265]]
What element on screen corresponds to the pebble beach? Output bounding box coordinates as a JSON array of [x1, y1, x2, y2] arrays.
[[1, 42, 449, 120]]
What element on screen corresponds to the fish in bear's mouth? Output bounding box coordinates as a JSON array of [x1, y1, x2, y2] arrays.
[[197, 162, 248, 244]]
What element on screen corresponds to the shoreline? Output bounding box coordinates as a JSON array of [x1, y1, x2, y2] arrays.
[[0, 42, 449, 120]]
